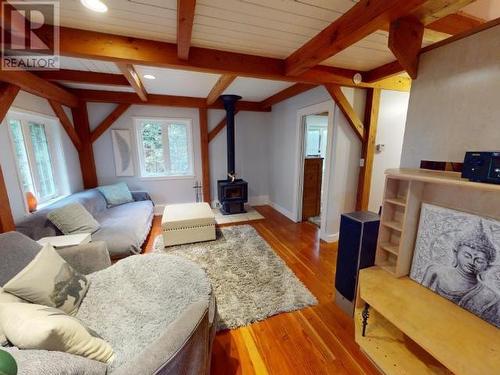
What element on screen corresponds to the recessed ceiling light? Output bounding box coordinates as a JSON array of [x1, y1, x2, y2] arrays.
[[81, 0, 108, 13], [143, 74, 156, 80]]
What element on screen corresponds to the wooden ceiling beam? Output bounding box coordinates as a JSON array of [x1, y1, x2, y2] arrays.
[[324, 84, 364, 141], [0, 83, 19, 123], [48, 100, 82, 151], [0, 67, 78, 107], [412, 0, 478, 26], [388, 16, 424, 79], [90, 104, 131, 143], [35, 26, 412, 91], [364, 61, 405, 84], [260, 83, 317, 110], [116, 63, 148, 101], [285, 0, 428, 76], [69, 89, 270, 112], [37, 69, 129, 86], [206, 74, 236, 105], [427, 12, 484, 34], [177, 0, 196, 60]]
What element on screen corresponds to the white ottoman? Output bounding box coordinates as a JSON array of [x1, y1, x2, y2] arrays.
[[161, 202, 216, 247]]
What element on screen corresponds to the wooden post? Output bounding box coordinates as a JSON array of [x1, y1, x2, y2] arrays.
[[198, 108, 211, 203], [356, 88, 381, 211], [71, 101, 98, 189]]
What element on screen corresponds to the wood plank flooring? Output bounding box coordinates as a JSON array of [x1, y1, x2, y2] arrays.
[[143, 205, 379, 375]]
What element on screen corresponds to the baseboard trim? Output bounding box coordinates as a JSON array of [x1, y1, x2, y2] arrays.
[[321, 232, 339, 243], [268, 201, 296, 221]]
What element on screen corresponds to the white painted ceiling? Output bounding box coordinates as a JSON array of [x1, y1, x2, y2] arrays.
[[60, 82, 135, 92], [59, 56, 121, 74], [222, 78, 294, 102]]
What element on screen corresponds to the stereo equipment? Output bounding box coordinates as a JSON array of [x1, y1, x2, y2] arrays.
[[334, 211, 380, 316], [462, 151, 500, 185]]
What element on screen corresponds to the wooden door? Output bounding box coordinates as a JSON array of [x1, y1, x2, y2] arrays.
[[302, 157, 323, 221]]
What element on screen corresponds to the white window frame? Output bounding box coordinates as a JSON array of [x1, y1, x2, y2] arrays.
[[6, 109, 63, 207], [134, 117, 195, 180]]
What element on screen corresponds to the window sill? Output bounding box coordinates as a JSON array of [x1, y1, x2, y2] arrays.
[[138, 175, 196, 182], [36, 194, 69, 211]]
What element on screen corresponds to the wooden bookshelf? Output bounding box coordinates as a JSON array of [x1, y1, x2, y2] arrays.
[[355, 267, 500, 375]]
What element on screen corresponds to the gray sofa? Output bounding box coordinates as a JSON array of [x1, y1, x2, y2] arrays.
[[0, 232, 217, 375], [16, 189, 154, 258]]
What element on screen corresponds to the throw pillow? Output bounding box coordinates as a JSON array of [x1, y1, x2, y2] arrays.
[[0, 303, 114, 363], [0, 288, 27, 347], [97, 182, 133, 207], [47, 203, 101, 235], [3, 244, 90, 315]]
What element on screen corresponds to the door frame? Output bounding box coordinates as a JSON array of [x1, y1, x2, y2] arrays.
[[293, 100, 334, 241]]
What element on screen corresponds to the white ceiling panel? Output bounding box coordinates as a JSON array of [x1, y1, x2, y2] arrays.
[[59, 82, 135, 92], [59, 56, 122, 73], [222, 78, 294, 101], [134, 66, 221, 97]]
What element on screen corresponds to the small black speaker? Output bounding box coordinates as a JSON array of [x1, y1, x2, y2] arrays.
[[334, 211, 380, 316]]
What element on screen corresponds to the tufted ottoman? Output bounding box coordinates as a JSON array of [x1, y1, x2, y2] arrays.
[[161, 203, 216, 247]]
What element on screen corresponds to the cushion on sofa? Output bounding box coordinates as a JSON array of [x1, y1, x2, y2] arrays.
[[97, 183, 134, 207], [0, 288, 28, 346], [0, 303, 114, 364], [4, 244, 89, 315], [48, 203, 101, 235]]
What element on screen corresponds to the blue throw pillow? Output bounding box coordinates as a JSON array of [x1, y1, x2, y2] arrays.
[[97, 182, 134, 207]]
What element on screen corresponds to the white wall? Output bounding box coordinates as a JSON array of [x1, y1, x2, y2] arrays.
[[401, 24, 500, 167], [268, 86, 364, 240], [368, 90, 410, 212], [0, 91, 83, 222], [208, 109, 271, 206]]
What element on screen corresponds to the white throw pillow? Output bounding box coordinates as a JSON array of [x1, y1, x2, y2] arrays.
[[3, 244, 89, 315], [0, 303, 114, 363], [0, 288, 27, 346]]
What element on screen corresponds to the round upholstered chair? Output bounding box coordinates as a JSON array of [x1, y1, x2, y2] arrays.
[[0, 231, 217, 375]]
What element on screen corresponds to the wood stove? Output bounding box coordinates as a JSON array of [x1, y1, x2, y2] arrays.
[[217, 94, 248, 215]]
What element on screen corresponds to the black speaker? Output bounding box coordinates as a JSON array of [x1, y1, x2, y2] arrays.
[[334, 211, 380, 316]]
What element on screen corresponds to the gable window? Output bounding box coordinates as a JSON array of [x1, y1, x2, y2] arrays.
[[7, 111, 59, 204], [135, 118, 194, 178]]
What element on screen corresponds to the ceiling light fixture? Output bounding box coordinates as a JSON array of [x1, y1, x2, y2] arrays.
[[143, 74, 156, 80], [81, 0, 108, 13]]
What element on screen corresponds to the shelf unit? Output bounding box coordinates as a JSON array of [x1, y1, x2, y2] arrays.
[[355, 267, 500, 375]]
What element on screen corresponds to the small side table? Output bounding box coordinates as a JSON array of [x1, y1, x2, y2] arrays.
[[37, 233, 91, 249]]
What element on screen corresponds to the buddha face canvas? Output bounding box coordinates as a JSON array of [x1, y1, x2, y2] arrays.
[[410, 203, 500, 328]]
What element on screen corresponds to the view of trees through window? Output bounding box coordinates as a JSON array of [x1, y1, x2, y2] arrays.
[[8, 116, 57, 203], [138, 119, 192, 177]]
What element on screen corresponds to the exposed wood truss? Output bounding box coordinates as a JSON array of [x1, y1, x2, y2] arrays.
[[324, 84, 364, 141], [427, 12, 484, 34], [206, 75, 236, 105], [48, 100, 82, 151], [260, 84, 317, 110], [388, 16, 424, 79], [285, 0, 427, 76], [0, 68, 78, 107], [71, 102, 98, 189], [37, 69, 129, 86], [0, 83, 19, 123], [34, 26, 410, 91], [90, 104, 131, 143], [198, 108, 211, 203], [364, 61, 405, 84], [177, 0, 197, 60], [356, 88, 381, 210], [116, 63, 148, 101], [208, 112, 239, 143], [412, 0, 477, 26], [0, 165, 15, 233], [70, 89, 270, 112]]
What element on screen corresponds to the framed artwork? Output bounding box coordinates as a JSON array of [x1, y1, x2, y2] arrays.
[[111, 129, 135, 177], [410, 203, 500, 328]]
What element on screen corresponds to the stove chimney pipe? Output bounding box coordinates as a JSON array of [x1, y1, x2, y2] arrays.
[[220, 94, 241, 181]]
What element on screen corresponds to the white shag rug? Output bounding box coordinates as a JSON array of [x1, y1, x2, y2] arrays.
[[153, 225, 317, 331]]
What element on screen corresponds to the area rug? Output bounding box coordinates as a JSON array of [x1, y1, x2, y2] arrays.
[[153, 225, 317, 330]]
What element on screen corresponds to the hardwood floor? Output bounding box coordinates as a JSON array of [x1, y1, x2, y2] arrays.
[[143, 205, 379, 375]]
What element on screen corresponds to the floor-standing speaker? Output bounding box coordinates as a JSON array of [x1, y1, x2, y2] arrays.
[[334, 211, 380, 316]]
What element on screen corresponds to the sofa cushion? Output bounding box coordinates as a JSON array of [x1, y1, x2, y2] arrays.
[[4, 244, 89, 315], [48, 203, 101, 235], [2, 347, 107, 375], [0, 303, 114, 364], [76, 254, 211, 372], [0, 288, 27, 346], [97, 183, 134, 207], [93, 200, 154, 257], [0, 232, 42, 287]]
